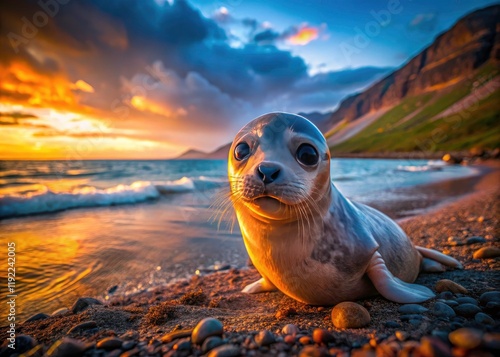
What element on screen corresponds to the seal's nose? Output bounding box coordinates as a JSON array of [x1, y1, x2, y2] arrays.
[[257, 163, 281, 184]]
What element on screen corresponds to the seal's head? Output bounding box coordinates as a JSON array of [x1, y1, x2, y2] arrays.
[[228, 112, 331, 221]]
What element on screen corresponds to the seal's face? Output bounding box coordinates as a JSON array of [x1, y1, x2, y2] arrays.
[[228, 112, 331, 221]]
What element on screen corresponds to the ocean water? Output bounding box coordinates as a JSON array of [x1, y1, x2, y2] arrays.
[[0, 159, 477, 321]]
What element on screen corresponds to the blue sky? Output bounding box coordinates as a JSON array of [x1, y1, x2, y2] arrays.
[[1, 0, 498, 158]]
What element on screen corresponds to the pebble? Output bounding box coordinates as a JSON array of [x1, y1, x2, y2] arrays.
[[254, 330, 275, 347], [435, 279, 468, 294], [284, 335, 296, 344], [384, 321, 401, 328], [432, 302, 456, 318], [121, 347, 140, 357], [121, 340, 136, 350], [466, 236, 487, 244], [454, 303, 481, 317], [45, 337, 88, 357], [395, 331, 408, 342], [23, 313, 50, 323], [312, 329, 335, 344], [456, 297, 478, 305], [51, 308, 69, 316], [299, 345, 330, 357], [447, 236, 465, 246], [400, 314, 424, 321], [191, 318, 224, 345], [473, 246, 500, 259], [437, 291, 454, 300], [282, 324, 299, 335], [443, 300, 459, 307], [331, 302, 370, 328], [161, 329, 192, 343], [202, 336, 224, 353], [207, 344, 240, 357], [70, 297, 102, 314], [474, 312, 494, 325], [173, 337, 191, 351], [398, 304, 428, 314], [0, 334, 37, 355], [96, 337, 123, 350], [479, 291, 500, 305], [448, 328, 483, 350], [299, 336, 312, 345], [67, 321, 97, 334]]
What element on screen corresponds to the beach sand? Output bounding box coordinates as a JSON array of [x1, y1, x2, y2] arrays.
[[2, 162, 499, 356]]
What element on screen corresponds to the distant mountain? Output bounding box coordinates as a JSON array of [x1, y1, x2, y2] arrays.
[[176, 143, 230, 160], [323, 4, 499, 153]]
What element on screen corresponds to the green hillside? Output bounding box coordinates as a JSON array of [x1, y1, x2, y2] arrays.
[[330, 64, 500, 154]]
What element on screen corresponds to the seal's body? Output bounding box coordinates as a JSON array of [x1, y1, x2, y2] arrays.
[[228, 112, 462, 305]]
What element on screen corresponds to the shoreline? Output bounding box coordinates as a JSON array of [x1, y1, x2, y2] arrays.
[[1, 163, 498, 356]]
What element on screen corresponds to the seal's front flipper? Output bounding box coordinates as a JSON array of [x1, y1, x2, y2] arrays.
[[366, 251, 434, 303], [242, 277, 277, 294], [416, 246, 463, 269]]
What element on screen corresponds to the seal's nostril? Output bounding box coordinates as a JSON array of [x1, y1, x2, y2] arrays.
[[257, 164, 280, 184]]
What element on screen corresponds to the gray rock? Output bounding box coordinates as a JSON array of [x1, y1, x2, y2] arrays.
[[96, 337, 123, 350], [400, 314, 424, 321], [398, 304, 428, 314], [474, 312, 494, 325], [51, 308, 69, 316], [443, 300, 459, 307], [23, 313, 50, 323], [45, 337, 88, 357], [437, 291, 454, 300], [71, 297, 102, 314], [454, 303, 481, 318], [466, 236, 486, 245], [0, 334, 37, 355], [122, 340, 136, 351], [207, 344, 241, 357], [479, 291, 500, 305], [255, 330, 275, 347], [202, 336, 224, 353], [282, 324, 299, 335], [432, 302, 456, 318], [173, 337, 191, 351], [384, 321, 401, 328], [192, 318, 224, 345], [67, 321, 97, 334]]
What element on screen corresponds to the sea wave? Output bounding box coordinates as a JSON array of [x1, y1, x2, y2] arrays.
[[396, 162, 444, 172], [0, 177, 226, 219]]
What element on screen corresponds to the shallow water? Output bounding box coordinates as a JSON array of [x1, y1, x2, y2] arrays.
[[0, 159, 477, 321]]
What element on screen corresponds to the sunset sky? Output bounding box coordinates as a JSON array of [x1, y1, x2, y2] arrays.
[[0, 0, 497, 159]]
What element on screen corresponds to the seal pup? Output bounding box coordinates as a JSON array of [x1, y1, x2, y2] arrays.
[[228, 112, 462, 305]]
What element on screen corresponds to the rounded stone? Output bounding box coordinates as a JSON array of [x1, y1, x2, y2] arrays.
[[207, 344, 240, 357], [299, 345, 329, 357], [419, 336, 452, 357], [448, 328, 483, 349], [71, 297, 102, 314], [202, 336, 224, 354], [384, 321, 401, 328], [254, 330, 275, 347], [443, 300, 459, 307], [331, 302, 370, 329], [0, 335, 37, 355], [312, 329, 335, 344], [454, 303, 481, 318], [437, 291, 454, 300], [23, 313, 50, 323], [435, 279, 468, 294], [432, 302, 456, 318], [398, 304, 428, 314], [466, 236, 486, 245], [67, 321, 97, 334], [46, 337, 88, 357], [479, 291, 500, 305], [51, 308, 69, 316], [456, 297, 478, 305], [191, 318, 224, 345], [474, 312, 494, 325], [96, 337, 123, 350], [173, 338, 191, 351], [282, 324, 299, 335], [473, 246, 500, 259]]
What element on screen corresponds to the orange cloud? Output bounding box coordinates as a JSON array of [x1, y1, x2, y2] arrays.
[[73, 80, 95, 93], [287, 26, 319, 46]]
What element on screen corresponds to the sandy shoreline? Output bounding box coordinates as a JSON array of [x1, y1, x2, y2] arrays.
[[1, 162, 499, 356]]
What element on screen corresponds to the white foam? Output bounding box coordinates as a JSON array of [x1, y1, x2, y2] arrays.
[[154, 177, 195, 193], [396, 165, 443, 172]]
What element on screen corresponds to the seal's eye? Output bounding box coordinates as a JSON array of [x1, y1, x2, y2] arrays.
[[296, 144, 319, 166], [234, 142, 250, 161]]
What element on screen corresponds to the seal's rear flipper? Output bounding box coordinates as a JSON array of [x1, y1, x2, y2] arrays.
[[416, 246, 463, 270], [366, 251, 435, 303], [242, 277, 277, 294]]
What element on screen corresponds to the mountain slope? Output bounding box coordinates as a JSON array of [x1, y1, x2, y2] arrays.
[[326, 5, 500, 153]]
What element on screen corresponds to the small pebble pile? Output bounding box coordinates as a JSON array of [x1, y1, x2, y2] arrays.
[[1, 289, 499, 357]]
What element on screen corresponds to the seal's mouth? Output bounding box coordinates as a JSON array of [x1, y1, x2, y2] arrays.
[[244, 195, 287, 217]]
